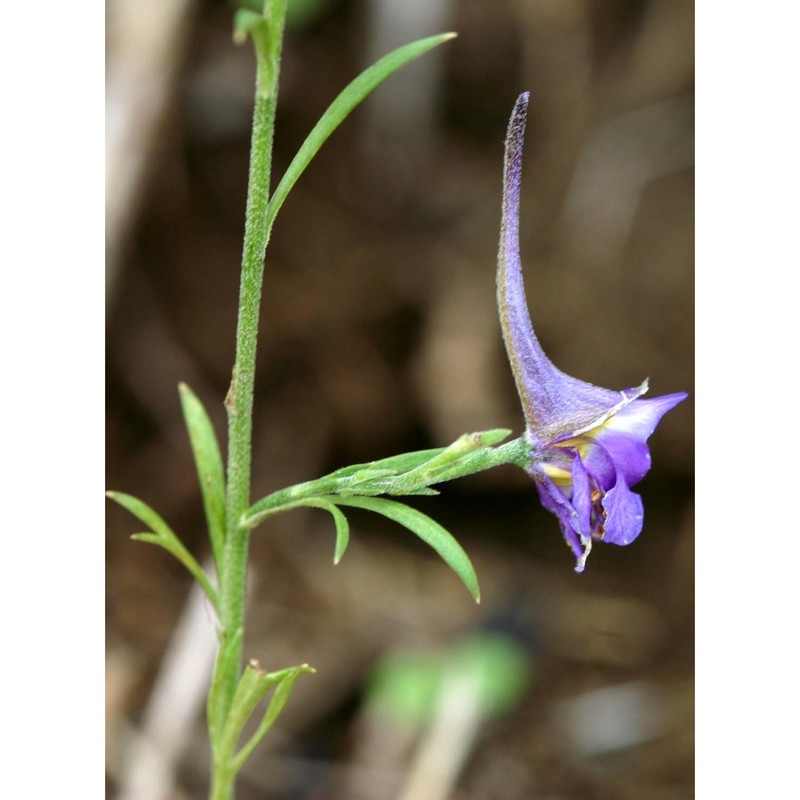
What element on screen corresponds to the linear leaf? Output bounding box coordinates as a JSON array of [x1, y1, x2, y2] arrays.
[[302, 498, 350, 564], [332, 496, 480, 603], [178, 383, 227, 572], [326, 448, 445, 481], [231, 664, 315, 773], [106, 491, 176, 540], [384, 429, 513, 488], [265, 33, 455, 232], [107, 491, 219, 611], [218, 660, 286, 761]]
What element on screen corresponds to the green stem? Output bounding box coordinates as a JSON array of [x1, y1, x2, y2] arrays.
[[221, 87, 274, 627], [210, 764, 237, 800], [215, 2, 288, 798]]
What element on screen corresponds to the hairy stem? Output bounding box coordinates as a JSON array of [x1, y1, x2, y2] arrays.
[[216, 2, 288, 797]]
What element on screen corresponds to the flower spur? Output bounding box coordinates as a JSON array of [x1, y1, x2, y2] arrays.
[[498, 92, 687, 571]]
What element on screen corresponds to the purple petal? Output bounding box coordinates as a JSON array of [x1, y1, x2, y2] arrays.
[[583, 392, 687, 486], [602, 392, 688, 440], [600, 475, 645, 546], [577, 437, 617, 491], [497, 93, 644, 443], [570, 453, 592, 536], [532, 469, 585, 563]]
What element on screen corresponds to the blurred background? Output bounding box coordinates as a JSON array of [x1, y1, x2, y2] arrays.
[[106, 0, 694, 798]]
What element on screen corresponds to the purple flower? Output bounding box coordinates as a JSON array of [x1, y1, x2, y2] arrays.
[[498, 93, 687, 572]]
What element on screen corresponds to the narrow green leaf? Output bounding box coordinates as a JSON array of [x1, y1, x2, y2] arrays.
[[178, 383, 227, 573], [218, 660, 286, 760], [383, 433, 526, 493], [338, 477, 440, 497], [327, 448, 445, 481], [329, 431, 512, 496], [107, 492, 219, 612], [397, 429, 513, 482], [345, 468, 400, 483], [332, 496, 481, 603], [208, 627, 244, 754], [106, 491, 176, 540], [302, 498, 350, 564], [265, 32, 456, 232], [231, 664, 315, 773]]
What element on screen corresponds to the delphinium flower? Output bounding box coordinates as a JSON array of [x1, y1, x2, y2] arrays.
[[497, 92, 687, 571]]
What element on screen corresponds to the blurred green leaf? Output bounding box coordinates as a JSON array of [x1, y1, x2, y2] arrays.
[[265, 32, 456, 233], [332, 496, 480, 602], [286, 0, 329, 28], [468, 429, 513, 447], [366, 633, 529, 726], [232, 0, 285, 95], [107, 491, 219, 612], [232, 7, 265, 44], [179, 383, 226, 573], [453, 633, 529, 716], [368, 650, 441, 726]]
